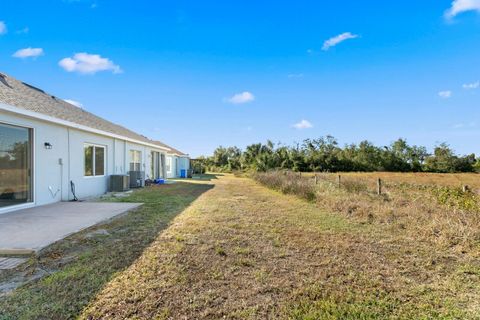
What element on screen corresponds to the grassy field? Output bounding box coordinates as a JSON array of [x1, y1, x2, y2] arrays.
[[1, 173, 479, 319], [306, 171, 480, 191]]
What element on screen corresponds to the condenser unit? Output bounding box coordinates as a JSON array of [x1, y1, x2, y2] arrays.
[[109, 175, 130, 192], [129, 171, 145, 188]]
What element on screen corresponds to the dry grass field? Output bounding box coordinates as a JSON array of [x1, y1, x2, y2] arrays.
[[309, 171, 480, 191], [1, 173, 479, 319]]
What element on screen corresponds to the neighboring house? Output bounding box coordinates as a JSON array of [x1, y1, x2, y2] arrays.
[[0, 72, 189, 214]]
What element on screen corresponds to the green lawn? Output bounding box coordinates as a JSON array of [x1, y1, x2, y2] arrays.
[[0, 181, 212, 320], [1, 174, 478, 319]]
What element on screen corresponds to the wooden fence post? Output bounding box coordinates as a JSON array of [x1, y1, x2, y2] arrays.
[[377, 178, 382, 195], [314, 174, 318, 185], [337, 175, 341, 187]]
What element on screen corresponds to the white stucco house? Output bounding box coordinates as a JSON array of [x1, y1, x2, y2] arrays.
[[0, 72, 190, 214]]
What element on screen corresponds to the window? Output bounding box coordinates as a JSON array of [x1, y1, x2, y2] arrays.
[[84, 144, 105, 176], [166, 157, 172, 172], [129, 150, 142, 171]]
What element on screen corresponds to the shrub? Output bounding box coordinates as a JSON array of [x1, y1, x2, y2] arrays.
[[253, 171, 316, 202], [341, 179, 369, 194], [430, 186, 480, 213]]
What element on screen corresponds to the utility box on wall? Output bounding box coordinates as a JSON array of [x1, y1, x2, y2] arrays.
[[109, 175, 130, 192]]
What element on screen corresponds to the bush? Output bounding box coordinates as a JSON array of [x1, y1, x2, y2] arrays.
[[341, 179, 369, 194], [253, 171, 316, 202], [430, 186, 480, 213]]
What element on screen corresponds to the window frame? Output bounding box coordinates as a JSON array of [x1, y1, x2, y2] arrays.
[[84, 143, 106, 178], [166, 157, 172, 172], [129, 149, 142, 172], [0, 121, 34, 210]]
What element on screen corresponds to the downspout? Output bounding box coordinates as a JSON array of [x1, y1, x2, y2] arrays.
[[113, 138, 116, 173], [67, 127, 71, 200], [124, 140, 127, 174]]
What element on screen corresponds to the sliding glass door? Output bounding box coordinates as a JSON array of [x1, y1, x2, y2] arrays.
[[151, 151, 161, 179], [0, 123, 33, 208]]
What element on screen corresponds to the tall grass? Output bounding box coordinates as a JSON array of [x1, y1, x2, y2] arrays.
[[253, 171, 480, 251], [253, 171, 316, 201]]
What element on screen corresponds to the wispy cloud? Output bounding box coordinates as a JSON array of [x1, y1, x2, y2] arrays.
[[64, 99, 84, 108], [293, 119, 313, 129], [452, 121, 476, 129], [12, 47, 44, 59], [445, 0, 480, 19], [438, 90, 452, 98], [16, 27, 29, 34], [59, 53, 123, 74], [463, 81, 479, 89], [225, 91, 255, 104], [288, 73, 304, 79], [0, 21, 7, 35], [322, 32, 358, 51]]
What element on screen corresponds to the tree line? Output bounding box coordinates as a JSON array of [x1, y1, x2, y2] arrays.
[[194, 136, 479, 173]]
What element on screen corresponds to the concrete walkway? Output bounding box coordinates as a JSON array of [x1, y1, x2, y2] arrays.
[[0, 202, 142, 252]]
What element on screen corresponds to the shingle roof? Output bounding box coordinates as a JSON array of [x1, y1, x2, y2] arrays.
[[0, 72, 173, 152], [151, 140, 188, 156]]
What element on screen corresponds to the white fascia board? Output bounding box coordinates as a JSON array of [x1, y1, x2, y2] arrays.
[[0, 102, 171, 152]]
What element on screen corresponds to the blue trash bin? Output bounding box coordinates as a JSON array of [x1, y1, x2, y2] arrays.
[[180, 169, 186, 178]]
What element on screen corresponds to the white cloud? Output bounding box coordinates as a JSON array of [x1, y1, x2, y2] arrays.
[[59, 53, 123, 74], [322, 32, 358, 51], [12, 47, 44, 59], [225, 91, 255, 104], [288, 73, 304, 79], [293, 119, 313, 129], [64, 99, 84, 108], [445, 0, 480, 19], [0, 21, 7, 35], [463, 81, 479, 89], [438, 90, 452, 98]]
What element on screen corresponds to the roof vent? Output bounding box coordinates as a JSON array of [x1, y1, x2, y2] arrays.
[[22, 82, 45, 94], [0, 73, 12, 89]]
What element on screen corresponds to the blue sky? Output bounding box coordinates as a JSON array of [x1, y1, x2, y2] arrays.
[[1, 0, 480, 157]]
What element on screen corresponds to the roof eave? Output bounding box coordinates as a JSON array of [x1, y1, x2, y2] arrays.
[[0, 102, 171, 151]]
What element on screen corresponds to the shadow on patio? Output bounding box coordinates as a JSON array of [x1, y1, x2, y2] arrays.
[[0, 181, 214, 319]]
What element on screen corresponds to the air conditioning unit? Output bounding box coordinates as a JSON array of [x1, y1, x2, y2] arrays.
[[129, 171, 145, 188], [109, 175, 130, 192]]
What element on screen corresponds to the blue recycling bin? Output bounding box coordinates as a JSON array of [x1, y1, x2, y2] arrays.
[[154, 179, 165, 184], [180, 169, 187, 178]]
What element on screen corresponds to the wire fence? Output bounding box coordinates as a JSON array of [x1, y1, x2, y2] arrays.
[[281, 171, 476, 196]]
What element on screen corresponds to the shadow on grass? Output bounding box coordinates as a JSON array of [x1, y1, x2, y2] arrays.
[[190, 173, 224, 181], [0, 182, 213, 320]]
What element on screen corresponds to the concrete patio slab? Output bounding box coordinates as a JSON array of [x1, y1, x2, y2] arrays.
[[0, 257, 28, 270], [0, 202, 142, 252]]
